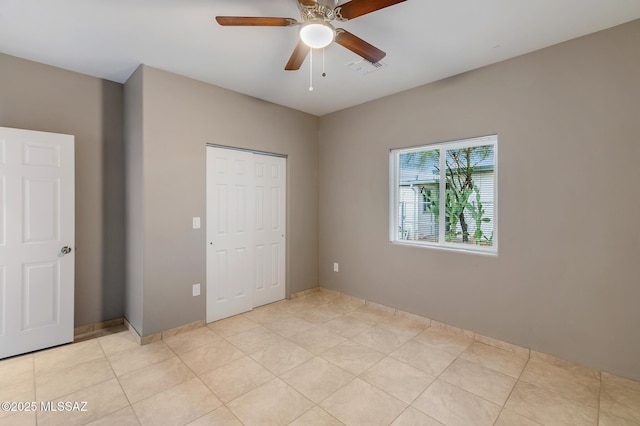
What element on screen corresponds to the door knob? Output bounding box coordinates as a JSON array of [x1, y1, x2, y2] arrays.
[[60, 246, 72, 255]]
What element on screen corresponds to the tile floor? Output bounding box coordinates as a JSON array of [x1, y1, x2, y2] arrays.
[[1, 291, 639, 426]]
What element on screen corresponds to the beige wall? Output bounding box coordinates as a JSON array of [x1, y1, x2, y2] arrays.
[[318, 20, 640, 380], [0, 53, 125, 327], [125, 65, 319, 336]]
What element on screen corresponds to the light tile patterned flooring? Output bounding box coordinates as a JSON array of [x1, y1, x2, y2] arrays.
[[1, 291, 640, 425]]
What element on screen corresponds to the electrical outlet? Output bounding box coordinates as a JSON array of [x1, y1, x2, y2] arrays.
[[192, 217, 201, 229], [333, 262, 339, 272], [192, 283, 200, 297]]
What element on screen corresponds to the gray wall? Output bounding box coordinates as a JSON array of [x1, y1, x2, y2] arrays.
[[123, 66, 145, 333], [0, 53, 125, 328], [125, 65, 319, 336], [318, 20, 640, 380]]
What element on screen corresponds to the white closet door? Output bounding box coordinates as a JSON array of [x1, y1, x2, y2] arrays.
[[206, 147, 255, 322], [0, 127, 75, 359], [253, 155, 286, 307], [206, 147, 286, 323]]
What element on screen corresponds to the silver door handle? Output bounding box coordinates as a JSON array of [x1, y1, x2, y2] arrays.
[[60, 246, 72, 255]]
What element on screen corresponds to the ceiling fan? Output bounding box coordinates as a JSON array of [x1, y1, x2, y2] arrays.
[[215, 0, 406, 71]]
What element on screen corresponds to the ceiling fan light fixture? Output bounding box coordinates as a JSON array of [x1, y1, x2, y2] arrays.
[[299, 22, 335, 48]]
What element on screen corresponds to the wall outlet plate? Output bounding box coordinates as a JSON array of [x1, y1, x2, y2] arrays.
[[333, 262, 339, 272], [192, 283, 200, 296], [193, 217, 201, 229]]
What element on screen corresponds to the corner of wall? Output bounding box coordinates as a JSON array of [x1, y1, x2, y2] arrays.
[[123, 65, 145, 334]]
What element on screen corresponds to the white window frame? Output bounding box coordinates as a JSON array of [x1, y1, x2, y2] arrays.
[[389, 135, 498, 256]]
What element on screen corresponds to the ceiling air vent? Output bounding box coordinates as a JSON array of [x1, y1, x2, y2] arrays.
[[345, 59, 387, 75]]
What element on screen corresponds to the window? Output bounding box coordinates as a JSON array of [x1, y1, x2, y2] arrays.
[[390, 135, 497, 255]]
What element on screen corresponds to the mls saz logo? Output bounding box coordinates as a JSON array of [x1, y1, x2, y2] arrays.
[[40, 401, 88, 412]]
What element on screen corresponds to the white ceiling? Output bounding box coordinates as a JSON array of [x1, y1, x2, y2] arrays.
[[1, 0, 639, 116]]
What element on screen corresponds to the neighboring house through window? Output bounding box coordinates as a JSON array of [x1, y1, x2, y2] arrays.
[[389, 135, 498, 255]]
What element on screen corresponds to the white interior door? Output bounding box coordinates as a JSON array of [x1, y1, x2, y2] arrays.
[[0, 126, 75, 359], [206, 147, 286, 322], [206, 147, 255, 322], [253, 155, 286, 307]]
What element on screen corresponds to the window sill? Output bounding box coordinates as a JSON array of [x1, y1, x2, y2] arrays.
[[390, 240, 498, 257]]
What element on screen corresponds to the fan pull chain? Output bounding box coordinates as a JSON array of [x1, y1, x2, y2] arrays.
[[322, 47, 326, 77], [309, 49, 314, 91]]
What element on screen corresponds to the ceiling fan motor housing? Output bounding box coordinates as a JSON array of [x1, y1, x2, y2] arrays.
[[299, 0, 340, 22], [312, 0, 339, 7]]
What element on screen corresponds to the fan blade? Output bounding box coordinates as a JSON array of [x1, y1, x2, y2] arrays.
[[336, 0, 406, 20], [215, 16, 297, 26], [285, 40, 310, 71], [335, 29, 386, 63], [297, 0, 317, 5]]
